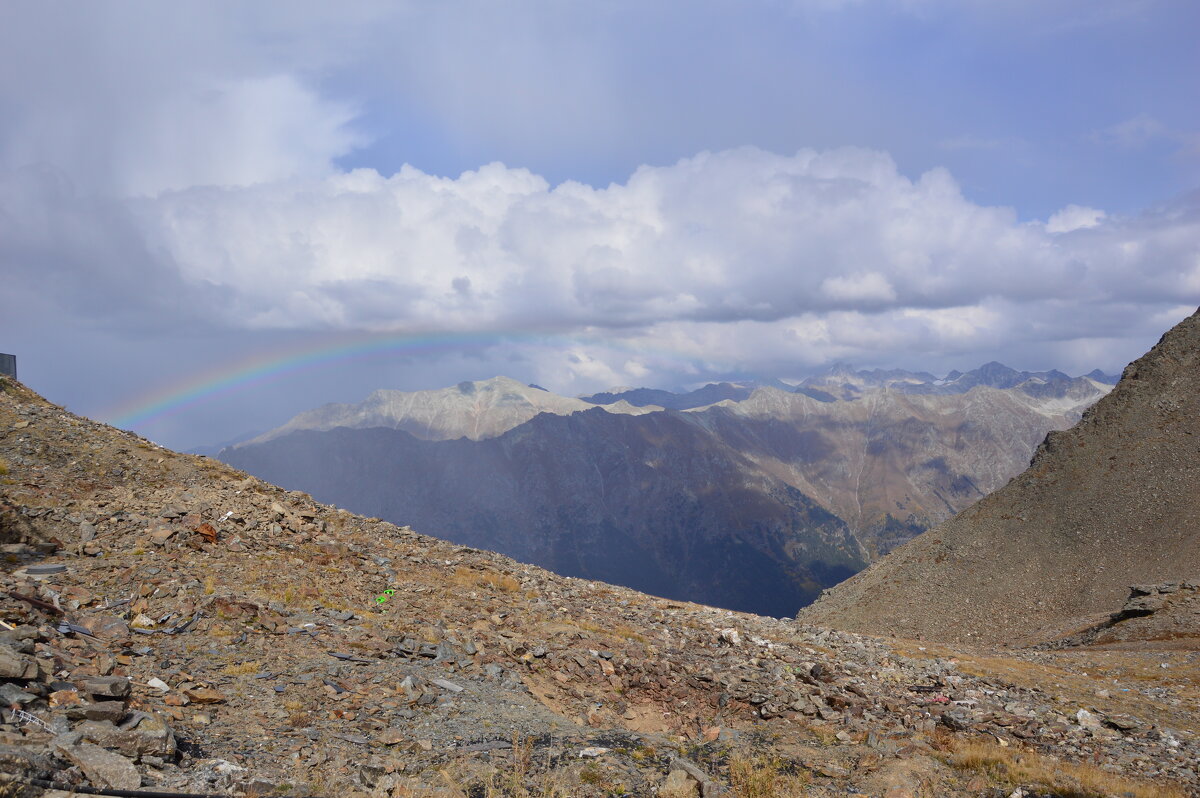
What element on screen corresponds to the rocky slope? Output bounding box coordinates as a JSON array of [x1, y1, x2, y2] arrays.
[[223, 409, 866, 618], [800, 306, 1200, 647], [224, 374, 1106, 616], [693, 383, 1096, 556], [1, 374, 1196, 797]]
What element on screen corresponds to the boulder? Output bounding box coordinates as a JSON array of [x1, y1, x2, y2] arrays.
[[0, 646, 38, 679], [53, 735, 140, 790]]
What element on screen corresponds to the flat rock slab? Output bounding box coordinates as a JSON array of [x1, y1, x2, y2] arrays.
[[54, 737, 140, 790], [0, 647, 38, 680], [81, 676, 131, 698]]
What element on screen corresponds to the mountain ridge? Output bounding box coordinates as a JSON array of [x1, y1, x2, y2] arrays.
[[222, 371, 1111, 616], [800, 306, 1200, 646]]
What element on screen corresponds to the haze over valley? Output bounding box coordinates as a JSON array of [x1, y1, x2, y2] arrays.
[[221, 363, 1114, 615]]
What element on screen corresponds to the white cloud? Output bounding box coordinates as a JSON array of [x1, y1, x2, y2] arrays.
[[126, 146, 1196, 343], [821, 272, 897, 304], [5, 142, 1198, 400], [1046, 204, 1106, 233], [130, 148, 1045, 330]]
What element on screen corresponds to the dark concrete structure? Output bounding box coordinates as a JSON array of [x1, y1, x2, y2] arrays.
[[0, 353, 15, 379]]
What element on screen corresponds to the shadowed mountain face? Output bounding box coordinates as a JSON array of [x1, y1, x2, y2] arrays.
[[223, 409, 863, 616], [222, 365, 1110, 616], [800, 306, 1200, 646]]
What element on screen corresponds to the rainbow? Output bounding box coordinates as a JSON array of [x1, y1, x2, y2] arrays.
[[103, 330, 705, 431]]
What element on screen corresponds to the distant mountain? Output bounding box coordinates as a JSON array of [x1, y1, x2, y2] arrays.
[[1085, 368, 1120, 384], [223, 364, 1111, 616], [223, 409, 864, 617], [185, 429, 263, 457], [239, 375, 658, 446], [801, 307, 1200, 645], [795, 361, 1113, 400], [581, 379, 791, 410]]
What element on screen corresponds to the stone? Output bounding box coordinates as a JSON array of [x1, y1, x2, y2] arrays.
[[82, 701, 128, 723], [183, 687, 226, 704], [54, 736, 140, 790], [75, 717, 174, 758], [82, 676, 130, 698], [0, 646, 38, 679], [660, 769, 700, 798], [431, 678, 464, 693], [87, 616, 130, 640], [1076, 709, 1103, 730], [1106, 714, 1142, 732], [0, 682, 38, 705], [379, 728, 407, 745]]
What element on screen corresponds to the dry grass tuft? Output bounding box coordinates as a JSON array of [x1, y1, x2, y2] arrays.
[[451, 565, 520, 593], [437, 732, 576, 798], [940, 735, 1186, 798], [571, 618, 646, 643], [728, 754, 809, 798], [221, 660, 262, 676]]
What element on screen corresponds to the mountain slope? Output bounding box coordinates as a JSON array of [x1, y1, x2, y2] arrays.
[[243, 375, 658, 445], [691, 384, 1101, 556], [2, 375, 1197, 796], [800, 306, 1200, 646], [223, 408, 865, 617], [224, 374, 1108, 615]]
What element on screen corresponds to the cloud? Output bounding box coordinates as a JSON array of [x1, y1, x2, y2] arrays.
[[5, 143, 1193, 420], [118, 147, 1194, 335], [0, 3, 367, 196], [1046, 204, 1106, 233], [7, 146, 1198, 369], [1093, 114, 1200, 158]]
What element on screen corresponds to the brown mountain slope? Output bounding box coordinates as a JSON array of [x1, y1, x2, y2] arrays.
[[800, 306, 1200, 646], [3, 378, 1197, 795]]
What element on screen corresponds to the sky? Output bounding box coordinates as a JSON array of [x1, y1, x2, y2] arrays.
[[1, 0, 1198, 450]]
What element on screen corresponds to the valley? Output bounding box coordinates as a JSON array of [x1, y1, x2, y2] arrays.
[[222, 366, 1111, 616]]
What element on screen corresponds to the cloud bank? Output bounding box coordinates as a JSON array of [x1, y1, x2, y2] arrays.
[[5, 145, 1198, 397], [140, 147, 1199, 338], [1, 0, 1197, 447]]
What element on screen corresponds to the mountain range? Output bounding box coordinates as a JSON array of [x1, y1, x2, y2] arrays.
[[801, 307, 1200, 646], [221, 363, 1114, 616], [0, 317, 1196, 796]]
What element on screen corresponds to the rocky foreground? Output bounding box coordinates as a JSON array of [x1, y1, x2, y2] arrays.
[[1, 375, 1197, 797]]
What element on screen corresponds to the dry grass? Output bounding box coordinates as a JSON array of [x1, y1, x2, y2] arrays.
[[572, 618, 646, 643], [0, 456, 8, 476], [728, 755, 809, 798], [451, 565, 521, 593], [939, 735, 1186, 798], [221, 660, 262, 675], [439, 733, 576, 798]]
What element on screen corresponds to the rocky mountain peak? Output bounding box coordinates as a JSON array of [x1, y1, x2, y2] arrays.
[[801, 306, 1200, 647]]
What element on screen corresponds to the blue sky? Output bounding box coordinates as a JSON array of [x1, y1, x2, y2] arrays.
[[1, 0, 1197, 449]]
